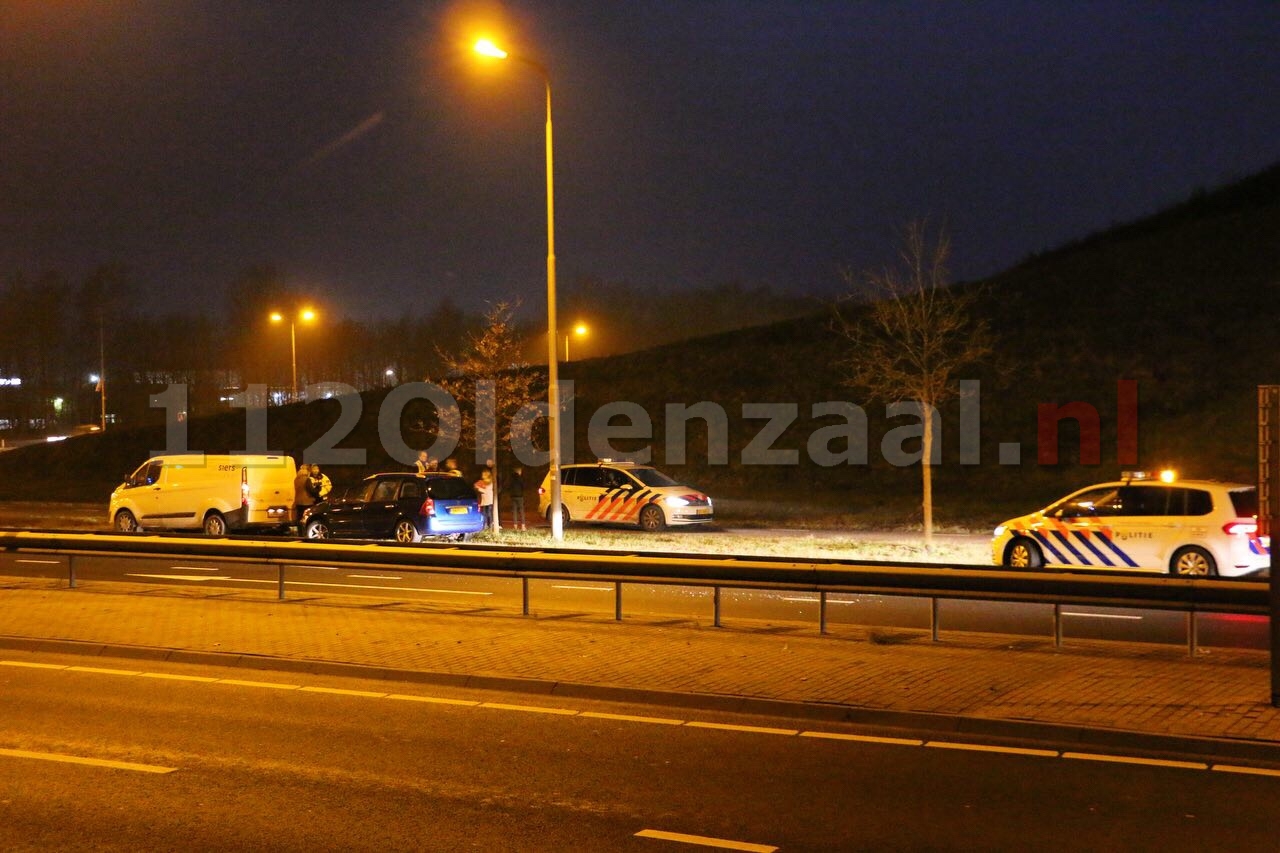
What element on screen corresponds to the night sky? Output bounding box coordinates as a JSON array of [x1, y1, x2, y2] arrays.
[[3, 1, 1278, 319]]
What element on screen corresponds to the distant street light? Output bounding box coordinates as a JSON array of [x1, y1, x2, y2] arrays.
[[473, 36, 565, 541], [270, 308, 317, 402], [564, 323, 588, 361]]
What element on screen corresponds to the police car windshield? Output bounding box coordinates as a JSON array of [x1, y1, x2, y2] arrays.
[[629, 468, 679, 488]]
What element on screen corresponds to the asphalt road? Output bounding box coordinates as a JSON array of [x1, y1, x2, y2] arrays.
[[3, 650, 1278, 852]]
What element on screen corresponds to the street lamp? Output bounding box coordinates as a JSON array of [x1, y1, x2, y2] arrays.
[[269, 308, 317, 402], [473, 36, 565, 541], [564, 323, 588, 361]]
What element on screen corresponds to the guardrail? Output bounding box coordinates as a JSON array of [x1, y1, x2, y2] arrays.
[[0, 530, 1268, 656]]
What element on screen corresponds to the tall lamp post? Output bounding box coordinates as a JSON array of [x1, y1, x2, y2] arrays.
[[270, 308, 317, 402], [474, 37, 565, 541]]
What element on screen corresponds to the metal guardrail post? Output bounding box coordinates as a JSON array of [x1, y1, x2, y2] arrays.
[[713, 586, 722, 628], [615, 581, 623, 622], [819, 590, 828, 635], [278, 564, 286, 601], [930, 597, 939, 642], [68, 555, 76, 590], [1054, 603, 1063, 649], [522, 577, 530, 616]]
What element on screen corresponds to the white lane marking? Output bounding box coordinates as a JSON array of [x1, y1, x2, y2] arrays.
[[67, 666, 142, 677], [387, 694, 480, 707], [581, 711, 684, 726], [926, 741, 1057, 758], [1060, 612, 1143, 621], [551, 585, 614, 592], [168, 566, 220, 572], [0, 747, 176, 775], [15, 559, 61, 565], [480, 702, 578, 716], [347, 574, 401, 580], [800, 731, 924, 746], [126, 574, 223, 582], [635, 828, 777, 852], [1212, 764, 1280, 778], [216, 679, 300, 690], [684, 722, 798, 736], [0, 661, 68, 670], [300, 686, 388, 698], [1063, 752, 1207, 770], [140, 672, 219, 683], [122, 576, 494, 596]]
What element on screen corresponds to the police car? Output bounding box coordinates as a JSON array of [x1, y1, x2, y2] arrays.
[[538, 460, 713, 532], [992, 472, 1268, 577]]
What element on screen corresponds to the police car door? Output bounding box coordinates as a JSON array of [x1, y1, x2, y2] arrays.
[[1042, 486, 1127, 569], [562, 467, 604, 521], [1108, 486, 1179, 571]]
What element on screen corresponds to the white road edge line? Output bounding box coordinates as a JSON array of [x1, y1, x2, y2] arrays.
[[800, 731, 924, 746], [926, 741, 1058, 758], [1212, 764, 1280, 777], [684, 722, 798, 736], [1062, 752, 1207, 770], [0, 747, 176, 775], [634, 828, 777, 852]]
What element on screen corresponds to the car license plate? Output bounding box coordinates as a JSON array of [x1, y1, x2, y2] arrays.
[[448, 506, 469, 514], [694, 507, 711, 515]]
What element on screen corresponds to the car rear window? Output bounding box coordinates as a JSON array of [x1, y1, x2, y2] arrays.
[[1229, 487, 1259, 518], [427, 478, 477, 500]]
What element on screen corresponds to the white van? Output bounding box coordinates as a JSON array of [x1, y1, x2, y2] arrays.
[[109, 454, 296, 535]]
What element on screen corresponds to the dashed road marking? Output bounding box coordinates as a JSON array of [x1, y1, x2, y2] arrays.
[[927, 741, 1058, 758], [0, 747, 176, 775], [1212, 764, 1280, 777], [635, 828, 777, 851], [581, 711, 684, 726], [685, 722, 798, 736], [800, 731, 923, 746], [1062, 752, 1208, 770]]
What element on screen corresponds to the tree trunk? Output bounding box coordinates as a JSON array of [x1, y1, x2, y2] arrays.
[[921, 407, 934, 549]]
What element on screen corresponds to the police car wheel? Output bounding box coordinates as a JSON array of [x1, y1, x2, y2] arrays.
[[1171, 546, 1216, 577], [638, 504, 666, 533], [202, 512, 227, 536], [114, 510, 139, 533], [1005, 538, 1042, 569], [547, 506, 570, 529], [394, 518, 420, 544]]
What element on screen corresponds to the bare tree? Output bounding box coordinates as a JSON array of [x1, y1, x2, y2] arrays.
[[833, 221, 992, 545], [437, 300, 541, 464]]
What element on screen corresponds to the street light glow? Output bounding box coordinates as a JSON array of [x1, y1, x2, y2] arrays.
[[574, 323, 588, 337], [474, 39, 508, 60]]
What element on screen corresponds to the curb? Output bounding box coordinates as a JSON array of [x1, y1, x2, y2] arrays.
[[5, 634, 1280, 766]]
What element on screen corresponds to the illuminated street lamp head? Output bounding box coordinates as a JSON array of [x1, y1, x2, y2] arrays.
[[300, 308, 317, 323], [474, 38, 508, 60], [574, 323, 588, 337], [270, 312, 284, 324]]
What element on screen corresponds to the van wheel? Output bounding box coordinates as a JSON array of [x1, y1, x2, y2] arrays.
[[639, 504, 666, 533], [1004, 538, 1043, 569], [114, 510, 140, 533], [394, 518, 420, 544], [1171, 546, 1216, 577], [547, 505, 570, 529], [304, 518, 330, 540], [202, 512, 228, 536]]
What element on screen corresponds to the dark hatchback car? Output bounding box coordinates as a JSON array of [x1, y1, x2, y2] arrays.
[[302, 473, 485, 543]]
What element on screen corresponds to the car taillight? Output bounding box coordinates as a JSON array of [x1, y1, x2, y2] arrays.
[[1223, 519, 1257, 536], [420, 497, 435, 517], [241, 481, 249, 507], [538, 486, 546, 496]]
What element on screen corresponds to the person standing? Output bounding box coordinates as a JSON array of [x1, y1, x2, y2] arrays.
[[310, 464, 333, 501], [414, 450, 433, 474], [293, 463, 315, 526], [508, 465, 526, 531], [474, 469, 494, 529]]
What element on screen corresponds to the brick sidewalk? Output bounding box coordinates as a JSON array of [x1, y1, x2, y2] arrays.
[[3, 580, 1280, 747]]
